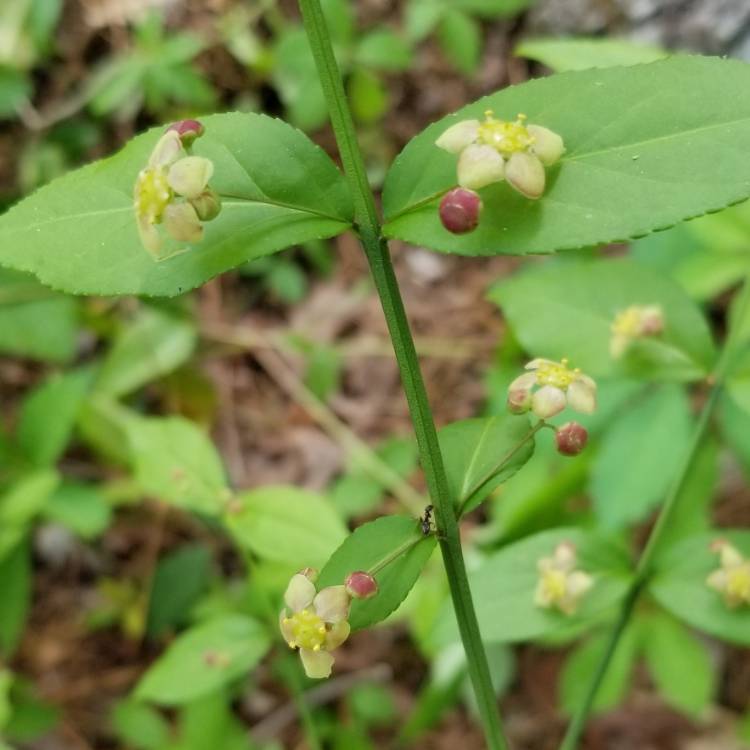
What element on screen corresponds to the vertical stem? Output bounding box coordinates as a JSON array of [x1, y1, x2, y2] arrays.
[[560, 276, 750, 750], [296, 1, 510, 747]]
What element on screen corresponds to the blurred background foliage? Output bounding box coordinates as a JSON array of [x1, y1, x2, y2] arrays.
[[2, 1, 750, 749]]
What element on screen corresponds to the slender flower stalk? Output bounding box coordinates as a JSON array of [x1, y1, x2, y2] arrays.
[[295, 1, 510, 746], [560, 275, 750, 750]]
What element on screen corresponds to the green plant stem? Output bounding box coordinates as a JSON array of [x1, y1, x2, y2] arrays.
[[560, 276, 750, 750], [296, 1, 510, 747]]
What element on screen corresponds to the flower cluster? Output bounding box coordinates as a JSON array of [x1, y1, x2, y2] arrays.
[[507, 358, 597, 419], [534, 542, 593, 616], [436, 110, 564, 199], [133, 120, 221, 257], [280, 568, 378, 679], [707, 540, 750, 609], [610, 304, 665, 359]]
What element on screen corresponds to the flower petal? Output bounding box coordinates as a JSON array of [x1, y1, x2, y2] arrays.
[[528, 124, 565, 166], [505, 152, 545, 199], [610, 333, 629, 359], [313, 585, 350, 623], [299, 648, 335, 679], [167, 156, 214, 199], [707, 569, 728, 592], [436, 119, 480, 153], [457, 144, 505, 190], [567, 377, 597, 415], [163, 202, 203, 243], [525, 358, 556, 371], [284, 573, 316, 613], [137, 216, 162, 256], [567, 571, 593, 597], [509, 372, 536, 391], [553, 542, 577, 571], [279, 611, 296, 645], [149, 131, 182, 168], [531, 385, 566, 419], [325, 620, 350, 650]]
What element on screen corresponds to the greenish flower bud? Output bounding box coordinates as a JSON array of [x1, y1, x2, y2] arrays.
[[190, 188, 222, 222]]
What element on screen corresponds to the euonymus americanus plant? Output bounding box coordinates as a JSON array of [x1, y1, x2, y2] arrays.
[[3, 29, 750, 750]]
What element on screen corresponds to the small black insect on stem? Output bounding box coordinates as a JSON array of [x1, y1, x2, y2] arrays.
[[420, 504, 434, 536]]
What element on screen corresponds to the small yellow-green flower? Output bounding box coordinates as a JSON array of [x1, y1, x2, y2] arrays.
[[435, 110, 564, 198], [133, 125, 220, 257], [507, 358, 597, 419], [707, 540, 750, 609], [534, 542, 593, 616], [610, 304, 665, 359], [280, 569, 351, 679]]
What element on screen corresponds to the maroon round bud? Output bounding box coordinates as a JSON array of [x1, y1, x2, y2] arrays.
[[345, 571, 378, 600], [167, 119, 205, 145], [555, 422, 588, 457], [439, 188, 483, 234]]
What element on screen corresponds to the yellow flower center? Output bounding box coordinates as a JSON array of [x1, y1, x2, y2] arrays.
[[727, 565, 750, 604], [284, 609, 327, 652], [540, 570, 568, 603], [535, 358, 578, 389], [611, 307, 642, 338], [134, 167, 172, 224], [477, 111, 535, 156]]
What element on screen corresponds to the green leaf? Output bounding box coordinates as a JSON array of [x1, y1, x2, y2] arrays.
[[438, 10, 481, 76], [434, 528, 632, 644], [718, 392, 750, 478], [95, 307, 196, 397], [0, 269, 78, 362], [382, 57, 750, 257], [318, 515, 437, 630], [273, 28, 330, 132], [225, 486, 347, 570], [332, 437, 418, 518], [146, 544, 212, 639], [0, 113, 353, 296], [631, 205, 750, 301], [111, 700, 172, 750], [438, 415, 535, 514], [0, 67, 31, 119], [560, 622, 639, 714], [0, 471, 59, 561], [173, 690, 253, 750], [0, 540, 31, 658], [354, 29, 413, 72], [43, 482, 111, 539], [135, 615, 270, 705], [348, 68, 389, 125], [649, 531, 750, 646], [16, 368, 92, 467], [405, 0, 444, 42], [515, 37, 668, 72], [641, 612, 714, 715], [655, 436, 716, 549], [491, 258, 717, 381], [125, 416, 230, 515], [589, 385, 693, 529]]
